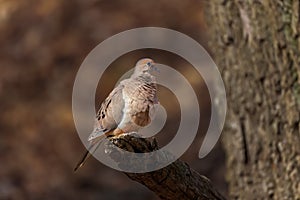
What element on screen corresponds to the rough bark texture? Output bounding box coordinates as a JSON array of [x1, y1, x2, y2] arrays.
[[204, 0, 300, 199], [107, 134, 226, 200]]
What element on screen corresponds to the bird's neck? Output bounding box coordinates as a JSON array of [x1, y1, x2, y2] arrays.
[[131, 72, 151, 78], [131, 72, 155, 83]]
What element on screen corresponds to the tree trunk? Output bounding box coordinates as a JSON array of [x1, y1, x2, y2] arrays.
[[204, 0, 300, 199]]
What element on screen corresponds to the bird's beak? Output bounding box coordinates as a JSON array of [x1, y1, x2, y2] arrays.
[[151, 63, 160, 73]]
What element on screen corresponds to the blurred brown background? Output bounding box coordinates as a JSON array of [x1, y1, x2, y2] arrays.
[[0, 0, 227, 199]]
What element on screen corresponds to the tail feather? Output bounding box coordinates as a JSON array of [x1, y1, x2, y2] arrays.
[[74, 134, 107, 172], [74, 150, 91, 172]]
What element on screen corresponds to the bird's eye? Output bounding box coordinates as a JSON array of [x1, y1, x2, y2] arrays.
[[147, 62, 151, 66]]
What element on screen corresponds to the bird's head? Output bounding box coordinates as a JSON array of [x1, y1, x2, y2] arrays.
[[133, 58, 157, 75]]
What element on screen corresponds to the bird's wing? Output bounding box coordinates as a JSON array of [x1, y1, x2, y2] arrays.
[[88, 83, 125, 141]]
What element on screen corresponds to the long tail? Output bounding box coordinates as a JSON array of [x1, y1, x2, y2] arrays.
[[74, 134, 106, 172], [74, 150, 91, 172]]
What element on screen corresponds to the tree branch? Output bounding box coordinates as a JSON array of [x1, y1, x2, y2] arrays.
[[106, 134, 226, 200]]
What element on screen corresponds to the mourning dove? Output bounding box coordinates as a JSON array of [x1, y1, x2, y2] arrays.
[[74, 58, 158, 171]]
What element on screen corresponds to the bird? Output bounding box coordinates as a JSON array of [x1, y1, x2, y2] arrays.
[[74, 58, 159, 171]]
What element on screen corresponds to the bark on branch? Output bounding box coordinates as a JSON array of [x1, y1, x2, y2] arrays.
[[106, 134, 226, 200]]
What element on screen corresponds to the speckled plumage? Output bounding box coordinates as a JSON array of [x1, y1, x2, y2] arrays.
[[74, 58, 158, 171]]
